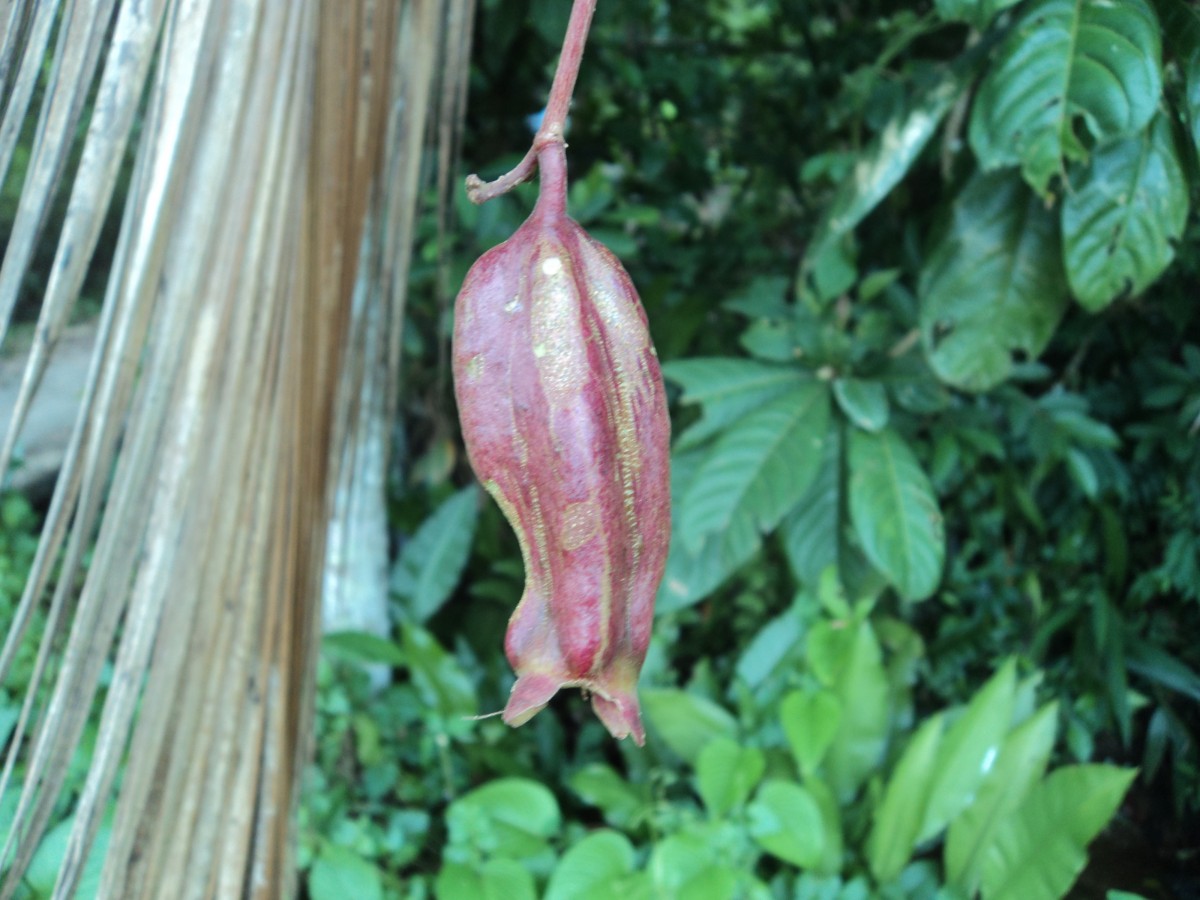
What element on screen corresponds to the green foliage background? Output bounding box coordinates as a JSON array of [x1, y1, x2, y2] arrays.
[[2, 0, 1199, 897], [305, 0, 1200, 897]]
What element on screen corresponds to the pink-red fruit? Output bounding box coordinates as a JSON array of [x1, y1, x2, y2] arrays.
[[452, 152, 670, 744]]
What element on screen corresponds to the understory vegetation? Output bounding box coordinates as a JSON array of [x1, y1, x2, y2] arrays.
[[2, 0, 1199, 898]]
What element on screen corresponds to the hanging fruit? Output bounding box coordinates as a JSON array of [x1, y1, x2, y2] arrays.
[[452, 0, 670, 744]]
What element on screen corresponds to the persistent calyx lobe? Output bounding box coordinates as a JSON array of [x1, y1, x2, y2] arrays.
[[452, 142, 670, 744]]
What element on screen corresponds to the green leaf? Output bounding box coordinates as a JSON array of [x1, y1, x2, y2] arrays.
[[569, 764, 647, 830], [391, 485, 479, 621], [847, 428, 945, 600], [310, 845, 385, 900], [649, 829, 740, 899], [641, 688, 738, 764], [696, 737, 766, 817], [867, 713, 946, 883], [679, 384, 830, 552], [1062, 115, 1189, 310], [968, 0, 1163, 194], [781, 690, 842, 778], [735, 601, 806, 690], [545, 831, 646, 900], [806, 777, 845, 878], [663, 358, 808, 450], [780, 427, 842, 588], [980, 765, 1136, 900], [401, 624, 477, 721], [918, 660, 1017, 842], [446, 778, 561, 861], [822, 621, 891, 801], [322, 630, 405, 666], [1189, 50, 1200, 158], [934, 0, 1021, 29], [807, 75, 959, 263], [919, 171, 1068, 392], [657, 447, 760, 613], [834, 378, 889, 432], [747, 780, 825, 868], [436, 860, 538, 900], [657, 510, 760, 613], [946, 703, 1059, 893], [25, 813, 113, 900]]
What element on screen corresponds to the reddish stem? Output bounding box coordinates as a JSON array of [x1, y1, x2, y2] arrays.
[[465, 0, 597, 205]]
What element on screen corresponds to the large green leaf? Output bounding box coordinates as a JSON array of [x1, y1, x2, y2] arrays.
[[309, 845, 385, 900], [1062, 114, 1189, 310], [662, 357, 808, 450], [641, 689, 738, 764], [919, 171, 1068, 392], [696, 737, 766, 817], [820, 621, 891, 800], [1189, 50, 1200, 157], [780, 426, 841, 588], [934, 0, 1021, 29], [391, 485, 479, 622], [446, 778, 561, 863], [979, 765, 1136, 900], [679, 383, 830, 552], [544, 830, 649, 900], [968, 0, 1163, 194], [657, 449, 760, 612], [867, 713, 945, 884], [918, 660, 1017, 843], [747, 780, 825, 868], [781, 689, 842, 779], [436, 860, 537, 900], [806, 75, 958, 263], [847, 428, 944, 600], [946, 703, 1059, 893]]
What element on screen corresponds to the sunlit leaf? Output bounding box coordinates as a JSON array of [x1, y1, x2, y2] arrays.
[[1062, 115, 1189, 310], [867, 713, 945, 883], [748, 780, 825, 868], [391, 485, 480, 621], [679, 383, 830, 552], [979, 765, 1136, 900], [969, 0, 1162, 194], [847, 428, 944, 600], [920, 171, 1068, 391]]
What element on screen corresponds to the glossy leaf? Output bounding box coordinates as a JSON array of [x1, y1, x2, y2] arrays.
[[649, 829, 740, 900], [310, 845, 385, 900], [391, 485, 479, 622], [918, 659, 1017, 842], [641, 688, 738, 764], [663, 357, 808, 450], [823, 621, 891, 800], [735, 602, 806, 690], [401, 625, 477, 721], [679, 383, 830, 552], [969, 0, 1162, 194], [847, 428, 945, 600], [1189, 50, 1200, 157], [1062, 115, 1189, 310], [807, 76, 958, 262], [569, 764, 648, 830], [436, 860, 537, 900], [979, 765, 1136, 900], [781, 690, 842, 778], [446, 779, 560, 866], [747, 780, 825, 868], [696, 737, 767, 817], [867, 713, 945, 883], [934, 0, 1021, 29], [544, 830, 646, 900], [780, 427, 842, 587], [946, 703, 1059, 892], [834, 378, 889, 432], [920, 171, 1068, 392]]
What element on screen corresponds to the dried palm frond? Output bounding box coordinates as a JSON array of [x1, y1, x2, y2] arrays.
[[0, 0, 471, 896]]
